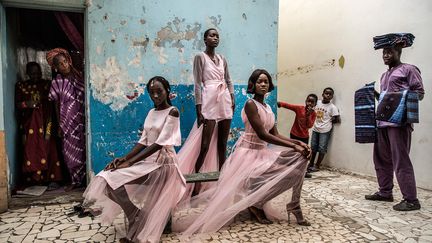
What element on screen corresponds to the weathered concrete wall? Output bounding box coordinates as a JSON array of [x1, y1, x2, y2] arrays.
[[278, 0, 432, 189], [1, 10, 19, 189], [0, 4, 9, 212], [87, 0, 279, 173]]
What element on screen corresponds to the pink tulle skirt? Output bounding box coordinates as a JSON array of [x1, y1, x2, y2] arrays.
[[172, 135, 308, 237], [83, 148, 186, 243], [177, 121, 219, 198]]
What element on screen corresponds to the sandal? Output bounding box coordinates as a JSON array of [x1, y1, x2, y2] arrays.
[[248, 206, 273, 224]]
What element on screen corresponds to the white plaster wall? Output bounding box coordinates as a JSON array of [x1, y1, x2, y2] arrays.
[[277, 0, 432, 189]]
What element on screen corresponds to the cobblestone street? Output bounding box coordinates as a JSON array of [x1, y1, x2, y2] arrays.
[[1, 169, 431, 242]]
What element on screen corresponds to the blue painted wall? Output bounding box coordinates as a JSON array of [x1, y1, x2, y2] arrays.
[[87, 0, 279, 174], [0, 5, 5, 131], [1, 10, 19, 187]]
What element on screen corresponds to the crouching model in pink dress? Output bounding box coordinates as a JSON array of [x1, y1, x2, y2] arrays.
[[177, 28, 235, 195], [83, 76, 185, 243], [173, 69, 311, 237]]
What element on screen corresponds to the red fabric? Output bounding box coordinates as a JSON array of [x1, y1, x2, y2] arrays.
[[15, 79, 63, 183], [54, 12, 84, 52], [279, 102, 316, 139]]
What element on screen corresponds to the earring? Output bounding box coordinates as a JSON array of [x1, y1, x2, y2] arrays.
[[55, 69, 58, 72]]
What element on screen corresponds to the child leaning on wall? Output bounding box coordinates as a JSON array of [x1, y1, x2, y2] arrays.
[[308, 87, 340, 172]]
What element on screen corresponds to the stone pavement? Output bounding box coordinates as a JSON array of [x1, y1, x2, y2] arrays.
[[1, 169, 431, 242]]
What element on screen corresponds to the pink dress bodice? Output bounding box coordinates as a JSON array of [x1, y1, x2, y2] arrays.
[[202, 53, 225, 82], [239, 99, 275, 149], [138, 107, 181, 148]]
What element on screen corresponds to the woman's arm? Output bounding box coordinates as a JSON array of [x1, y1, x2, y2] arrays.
[[104, 143, 147, 171], [270, 126, 310, 149], [117, 143, 162, 169], [193, 54, 205, 126], [223, 56, 235, 111], [244, 100, 309, 156], [112, 109, 180, 170]]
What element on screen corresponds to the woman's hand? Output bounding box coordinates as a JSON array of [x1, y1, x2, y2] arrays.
[[294, 144, 312, 159], [197, 112, 205, 127], [231, 94, 236, 113], [112, 161, 132, 170], [104, 157, 126, 171]]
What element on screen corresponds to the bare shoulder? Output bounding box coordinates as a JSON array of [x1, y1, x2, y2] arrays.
[[168, 107, 180, 117], [244, 99, 258, 112]]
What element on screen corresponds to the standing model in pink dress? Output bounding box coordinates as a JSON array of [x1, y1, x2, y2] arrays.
[[83, 77, 185, 243], [173, 69, 312, 237], [177, 28, 235, 194]]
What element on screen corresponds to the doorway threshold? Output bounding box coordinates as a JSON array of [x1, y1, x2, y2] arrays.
[[9, 188, 84, 209]]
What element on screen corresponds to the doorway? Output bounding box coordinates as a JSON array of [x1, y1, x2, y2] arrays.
[[2, 7, 86, 202]]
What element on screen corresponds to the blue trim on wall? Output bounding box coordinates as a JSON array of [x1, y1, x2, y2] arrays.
[[90, 85, 277, 173]]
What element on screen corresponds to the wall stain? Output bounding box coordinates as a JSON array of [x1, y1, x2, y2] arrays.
[[128, 51, 142, 67], [132, 37, 149, 48], [242, 13, 247, 20], [208, 15, 222, 26], [338, 55, 345, 69], [91, 57, 145, 111], [120, 20, 127, 25], [152, 43, 169, 64], [155, 17, 202, 51], [277, 58, 337, 78], [140, 19, 146, 24]]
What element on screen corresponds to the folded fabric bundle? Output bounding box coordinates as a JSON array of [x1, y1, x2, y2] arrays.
[[406, 92, 419, 123], [354, 82, 376, 143], [373, 33, 415, 50], [376, 90, 408, 124]]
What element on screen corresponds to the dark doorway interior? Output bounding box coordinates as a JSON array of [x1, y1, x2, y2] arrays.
[[5, 7, 85, 197]]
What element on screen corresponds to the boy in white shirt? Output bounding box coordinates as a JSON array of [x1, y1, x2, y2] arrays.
[[309, 87, 340, 172]]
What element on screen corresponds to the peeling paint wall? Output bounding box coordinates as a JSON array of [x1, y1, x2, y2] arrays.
[[87, 0, 279, 173], [0, 4, 9, 212], [1, 9, 19, 189], [278, 0, 432, 189]]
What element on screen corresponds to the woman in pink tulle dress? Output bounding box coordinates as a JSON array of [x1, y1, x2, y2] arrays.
[[177, 28, 235, 194], [173, 69, 312, 237], [83, 76, 185, 243]]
